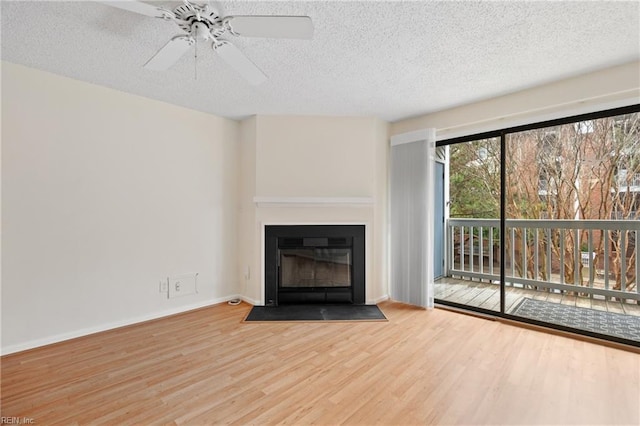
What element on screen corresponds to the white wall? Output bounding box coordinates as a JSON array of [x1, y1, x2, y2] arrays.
[[239, 115, 389, 304], [256, 116, 377, 197], [1, 63, 240, 354], [391, 60, 640, 139]]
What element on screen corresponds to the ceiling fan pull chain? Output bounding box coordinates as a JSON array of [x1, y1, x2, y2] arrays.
[[194, 39, 198, 80]]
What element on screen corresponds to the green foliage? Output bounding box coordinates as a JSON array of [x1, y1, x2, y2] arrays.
[[449, 140, 500, 219]]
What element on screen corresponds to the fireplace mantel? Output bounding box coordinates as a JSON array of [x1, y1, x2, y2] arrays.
[[253, 196, 374, 208]]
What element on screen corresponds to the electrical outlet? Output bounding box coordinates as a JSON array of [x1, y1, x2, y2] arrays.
[[168, 273, 198, 298], [159, 279, 168, 293]]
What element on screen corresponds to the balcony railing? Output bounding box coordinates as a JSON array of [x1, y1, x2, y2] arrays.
[[447, 218, 639, 302]]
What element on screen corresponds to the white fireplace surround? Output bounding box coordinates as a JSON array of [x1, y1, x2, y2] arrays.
[[234, 115, 390, 307]]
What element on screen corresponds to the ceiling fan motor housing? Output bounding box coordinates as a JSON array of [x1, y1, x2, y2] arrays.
[[174, 3, 225, 40]]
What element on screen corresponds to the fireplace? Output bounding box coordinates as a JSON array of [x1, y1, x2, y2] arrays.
[[265, 225, 365, 306]]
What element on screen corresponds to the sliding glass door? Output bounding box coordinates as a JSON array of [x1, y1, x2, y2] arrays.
[[434, 105, 640, 345]]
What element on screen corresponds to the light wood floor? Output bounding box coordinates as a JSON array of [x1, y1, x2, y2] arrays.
[[2, 301, 639, 425], [436, 277, 640, 316]]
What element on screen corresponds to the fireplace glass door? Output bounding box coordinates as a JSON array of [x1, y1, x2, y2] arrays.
[[280, 248, 352, 289], [276, 240, 354, 304]]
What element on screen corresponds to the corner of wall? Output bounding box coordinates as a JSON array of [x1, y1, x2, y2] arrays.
[[373, 118, 390, 300], [237, 116, 259, 302]]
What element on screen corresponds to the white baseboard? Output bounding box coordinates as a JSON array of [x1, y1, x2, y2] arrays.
[[371, 294, 390, 304], [240, 295, 260, 306], [1, 295, 240, 356], [3, 293, 389, 354]]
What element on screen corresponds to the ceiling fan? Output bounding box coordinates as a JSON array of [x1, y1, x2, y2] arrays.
[[100, 0, 314, 84]]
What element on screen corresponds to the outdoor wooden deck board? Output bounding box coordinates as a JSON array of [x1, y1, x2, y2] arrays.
[[435, 277, 640, 316]]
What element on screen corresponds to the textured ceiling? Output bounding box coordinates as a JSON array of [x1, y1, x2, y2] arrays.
[[2, 1, 639, 122]]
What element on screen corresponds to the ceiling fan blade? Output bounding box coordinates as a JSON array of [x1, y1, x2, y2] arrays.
[[226, 16, 313, 39], [99, 1, 168, 18], [214, 41, 267, 85], [144, 36, 194, 71]]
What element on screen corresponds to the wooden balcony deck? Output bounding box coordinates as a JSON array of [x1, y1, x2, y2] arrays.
[[435, 276, 640, 317]]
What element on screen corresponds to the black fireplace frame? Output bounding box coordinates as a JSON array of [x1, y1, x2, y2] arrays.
[[265, 225, 366, 306]]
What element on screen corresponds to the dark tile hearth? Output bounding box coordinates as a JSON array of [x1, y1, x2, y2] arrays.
[[244, 304, 387, 322]]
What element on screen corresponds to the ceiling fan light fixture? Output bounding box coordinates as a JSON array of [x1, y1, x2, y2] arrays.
[[192, 21, 211, 40]]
